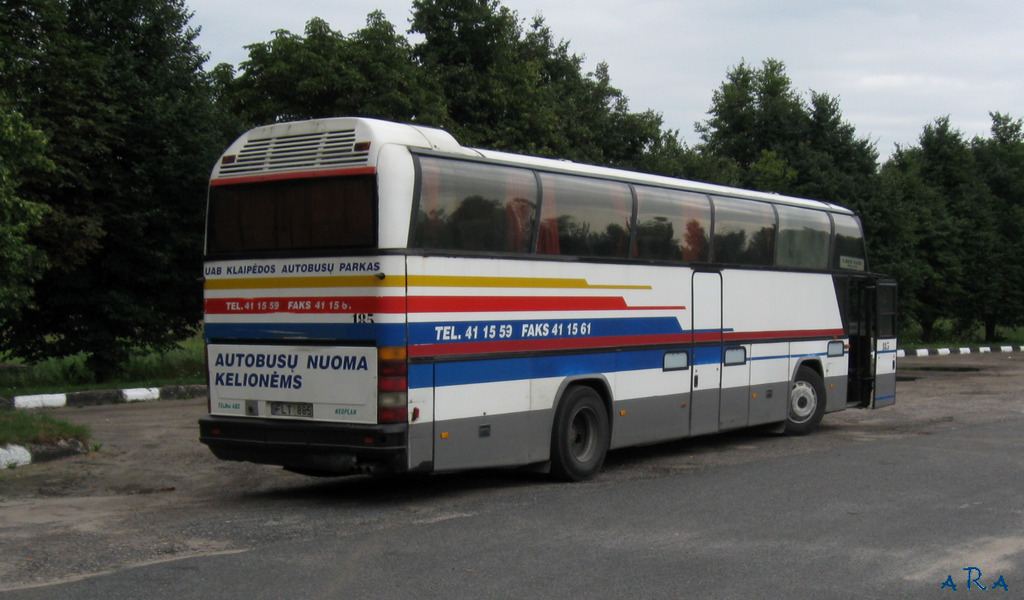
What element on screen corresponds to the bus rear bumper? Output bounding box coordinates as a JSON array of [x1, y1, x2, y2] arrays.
[[198, 415, 409, 476]]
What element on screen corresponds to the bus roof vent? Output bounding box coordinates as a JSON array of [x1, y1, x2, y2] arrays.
[[218, 129, 366, 177]]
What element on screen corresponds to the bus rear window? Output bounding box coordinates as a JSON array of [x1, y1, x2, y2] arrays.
[[206, 175, 376, 254]]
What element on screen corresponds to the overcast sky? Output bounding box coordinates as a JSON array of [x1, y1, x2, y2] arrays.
[[186, 0, 1024, 161]]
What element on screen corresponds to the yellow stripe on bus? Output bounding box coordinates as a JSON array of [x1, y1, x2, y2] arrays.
[[205, 275, 400, 290], [205, 274, 651, 291], [407, 276, 650, 290]]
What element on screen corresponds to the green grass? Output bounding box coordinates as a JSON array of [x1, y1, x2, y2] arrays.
[[0, 410, 90, 446], [0, 334, 205, 398]]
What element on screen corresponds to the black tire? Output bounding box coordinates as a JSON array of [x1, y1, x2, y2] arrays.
[[550, 385, 610, 481], [785, 365, 826, 435]]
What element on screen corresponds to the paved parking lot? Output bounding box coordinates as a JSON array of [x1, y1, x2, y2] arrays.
[[1, 353, 1021, 598]]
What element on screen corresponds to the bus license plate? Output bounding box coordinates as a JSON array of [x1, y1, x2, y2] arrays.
[[269, 402, 313, 418]]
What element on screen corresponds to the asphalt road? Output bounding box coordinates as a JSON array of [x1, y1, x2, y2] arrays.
[[1, 353, 1022, 599]]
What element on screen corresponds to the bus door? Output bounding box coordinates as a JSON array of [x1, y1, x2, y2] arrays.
[[691, 271, 723, 436], [845, 277, 897, 408], [872, 280, 898, 408]]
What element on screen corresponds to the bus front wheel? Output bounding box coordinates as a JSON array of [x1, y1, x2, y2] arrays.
[[785, 366, 826, 435], [550, 385, 610, 481]]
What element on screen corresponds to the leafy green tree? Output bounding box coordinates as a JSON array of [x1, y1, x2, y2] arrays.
[[410, 0, 526, 146], [795, 91, 879, 209], [1, 0, 226, 380], [916, 117, 998, 341], [873, 146, 960, 341], [635, 128, 742, 186], [0, 102, 52, 317], [410, 0, 664, 167], [1, 0, 107, 275], [695, 58, 878, 208], [750, 149, 797, 191], [971, 113, 1024, 341], [867, 155, 927, 327], [696, 58, 808, 185], [873, 117, 1009, 343], [222, 12, 446, 128]]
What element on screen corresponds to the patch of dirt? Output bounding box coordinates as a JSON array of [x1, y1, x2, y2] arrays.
[[0, 398, 304, 590]]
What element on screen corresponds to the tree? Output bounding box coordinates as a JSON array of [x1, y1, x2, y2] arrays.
[[222, 12, 446, 128], [410, 0, 665, 168], [0, 102, 52, 317], [872, 147, 956, 341], [410, 0, 526, 147], [970, 113, 1024, 340], [696, 58, 807, 185], [695, 58, 878, 207], [916, 117, 999, 341], [872, 117, 1006, 343], [1, 0, 227, 380]]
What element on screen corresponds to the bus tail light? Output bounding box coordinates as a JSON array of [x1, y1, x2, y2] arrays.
[[378, 346, 408, 423]]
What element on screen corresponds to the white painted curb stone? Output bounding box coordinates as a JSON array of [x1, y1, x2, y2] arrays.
[[123, 388, 160, 402], [1, 444, 32, 468]]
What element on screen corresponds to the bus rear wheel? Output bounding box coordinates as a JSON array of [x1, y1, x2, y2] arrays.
[[550, 385, 610, 481], [785, 366, 826, 435]]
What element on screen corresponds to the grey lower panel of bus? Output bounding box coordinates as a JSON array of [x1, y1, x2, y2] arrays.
[[610, 393, 691, 448], [689, 380, 790, 437], [874, 369, 896, 408], [429, 375, 819, 473], [407, 421, 435, 473], [432, 409, 553, 473], [826, 374, 849, 413]]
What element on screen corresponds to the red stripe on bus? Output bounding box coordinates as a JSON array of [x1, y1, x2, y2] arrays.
[[210, 167, 376, 186], [408, 333, 695, 357], [723, 329, 846, 342], [408, 296, 635, 312], [204, 296, 405, 314], [408, 328, 847, 358], [205, 295, 683, 314], [410, 296, 686, 312]]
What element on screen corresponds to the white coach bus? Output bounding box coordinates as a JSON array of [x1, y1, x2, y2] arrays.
[[199, 117, 897, 481]]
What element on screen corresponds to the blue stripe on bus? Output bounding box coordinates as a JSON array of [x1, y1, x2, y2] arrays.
[[694, 345, 721, 366], [418, 346, 733, 389], [415, 348, 830, 389], [204, 322, 407, 346], [408, 316, 685, 346]]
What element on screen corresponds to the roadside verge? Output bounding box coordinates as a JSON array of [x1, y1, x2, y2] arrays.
[[897, 345, 1024, 357], [1, 384, 207, 468]]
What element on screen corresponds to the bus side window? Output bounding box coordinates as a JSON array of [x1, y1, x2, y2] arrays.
[[776, 205, 831, 270], [635, 186, 711, 262], [833, 214, 867, 271], [711, 196, 777, 266], [538, 173, 632, 258], [413, 157, 537, 254]]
